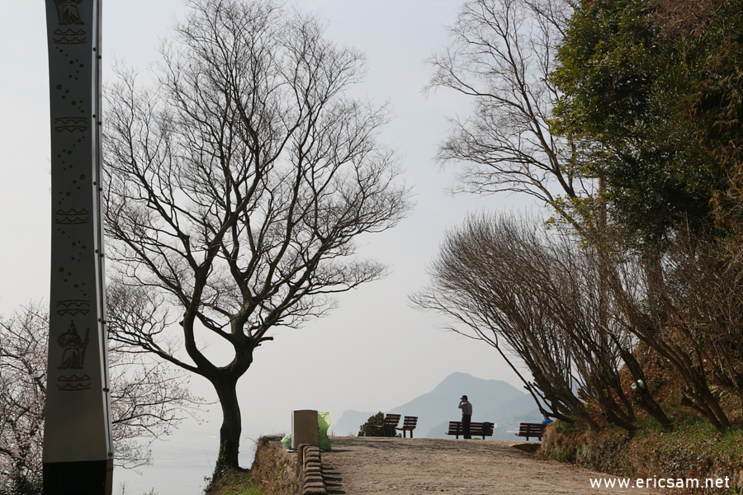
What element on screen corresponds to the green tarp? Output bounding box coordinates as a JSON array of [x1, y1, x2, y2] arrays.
[[318, 411, 331, 451]]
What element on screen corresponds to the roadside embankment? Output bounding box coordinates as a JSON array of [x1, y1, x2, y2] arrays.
[[542, 420, 743, 494], [223, 435, 700, 494], [250, 437, 301, 495], [205, 436, 299, 495], [247, 436, 330, 494]]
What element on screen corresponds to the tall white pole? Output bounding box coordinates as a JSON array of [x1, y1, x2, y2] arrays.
[[43, 1, 113, 494]]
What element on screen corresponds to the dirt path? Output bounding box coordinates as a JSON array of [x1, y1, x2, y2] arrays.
[[320, 437, 663, 495]]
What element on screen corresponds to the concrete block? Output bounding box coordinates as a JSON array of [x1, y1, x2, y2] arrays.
[[292, 410, 319, 449], [302, 482, 327, 494]]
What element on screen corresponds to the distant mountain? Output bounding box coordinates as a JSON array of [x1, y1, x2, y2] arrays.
[[334, 372, 539, 439], [333, 410, 376, 436]]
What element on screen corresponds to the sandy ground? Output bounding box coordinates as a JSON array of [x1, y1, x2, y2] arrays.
[[319, 437, 665, 495]]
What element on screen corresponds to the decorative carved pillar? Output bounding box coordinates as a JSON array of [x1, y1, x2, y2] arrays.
[[43, 1, 113, 494]]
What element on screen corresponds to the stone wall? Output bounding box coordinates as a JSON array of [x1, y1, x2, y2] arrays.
[[250, 437, 329, 495]]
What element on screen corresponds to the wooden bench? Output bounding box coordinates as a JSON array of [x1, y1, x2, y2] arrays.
[[444, 421, 494, 439], [371, 413, 401, 437], [515, 422, 545, 441], [396, 416, 418, 438]]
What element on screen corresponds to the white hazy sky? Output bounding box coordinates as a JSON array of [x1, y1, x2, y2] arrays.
[[1, 1, 542, 494]]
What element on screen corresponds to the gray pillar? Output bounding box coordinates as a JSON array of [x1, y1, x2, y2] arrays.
[[43, 1, 113, 494]]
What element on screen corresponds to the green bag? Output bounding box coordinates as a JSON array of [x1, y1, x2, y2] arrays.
[[281, 432, 292, 449], [318, 412, 331, 451]]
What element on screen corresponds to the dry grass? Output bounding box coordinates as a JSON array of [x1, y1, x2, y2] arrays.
[[203, 467, 264, 495], [247, 437, 299, 495]]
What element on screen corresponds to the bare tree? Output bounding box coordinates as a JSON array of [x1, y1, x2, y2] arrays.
[[683, 243, 743, 408], [556, 246, 680, 429], [604, 234, 738, 429], [427, 0, 588, 224], [425, 0, 743, 434], [541, 246, 639, 430], [412, 213, 679, 430], [0, 302, 201, 492], [422, 0, 685, 433], [103, 0, 411, 470], [412, 214, 601, 428], [108, 343, 203, 471], [0, 306, 45, 491]]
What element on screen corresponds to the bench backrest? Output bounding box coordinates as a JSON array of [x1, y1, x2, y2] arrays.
[[402, 416, 417, 428], [382, 414, 401, 428], [447, 421, 494, 434], [519, 423, 544, 433]]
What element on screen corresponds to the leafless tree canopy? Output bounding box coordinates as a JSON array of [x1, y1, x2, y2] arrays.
[[0, 307, 45, 489], [427, 0, 589, 213], [412, 214, 603, 427], [411, 213, 683, 430], [413, 208, 743, 430], [103, 0, 411, 469], [0, 303, 201, 491]]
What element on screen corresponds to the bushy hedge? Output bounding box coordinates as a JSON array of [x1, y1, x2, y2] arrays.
[[358, 412, 391, 437]]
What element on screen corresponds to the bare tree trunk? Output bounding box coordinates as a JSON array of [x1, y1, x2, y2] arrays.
[[214, 376, 242, 471], [614, 344, 673, 429]]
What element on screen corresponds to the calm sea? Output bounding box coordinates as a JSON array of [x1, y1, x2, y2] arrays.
[[114, 428, 264, 495]]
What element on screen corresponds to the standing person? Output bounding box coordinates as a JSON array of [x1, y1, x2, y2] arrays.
[[459, 395, 472, 439]]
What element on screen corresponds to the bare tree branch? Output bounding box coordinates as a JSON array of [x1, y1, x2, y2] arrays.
[[426, 0, 591, 226]]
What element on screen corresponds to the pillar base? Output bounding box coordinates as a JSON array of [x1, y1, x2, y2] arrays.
[[43, 459, 113, 495]]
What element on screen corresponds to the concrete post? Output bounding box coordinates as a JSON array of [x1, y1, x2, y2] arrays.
[[292, 410, 319, 449]]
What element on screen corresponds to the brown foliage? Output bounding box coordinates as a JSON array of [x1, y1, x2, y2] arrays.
[[649, 0, 717, 39], [412, 213, 640, 429]]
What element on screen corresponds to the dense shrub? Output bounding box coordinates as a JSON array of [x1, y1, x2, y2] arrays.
[[358, 412, 391, 437]]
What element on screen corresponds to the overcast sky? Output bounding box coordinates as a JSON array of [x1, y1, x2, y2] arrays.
[[1, 1, 542, 494]]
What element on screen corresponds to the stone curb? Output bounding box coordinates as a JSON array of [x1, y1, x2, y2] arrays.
[[296, 444, 327, 495]]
